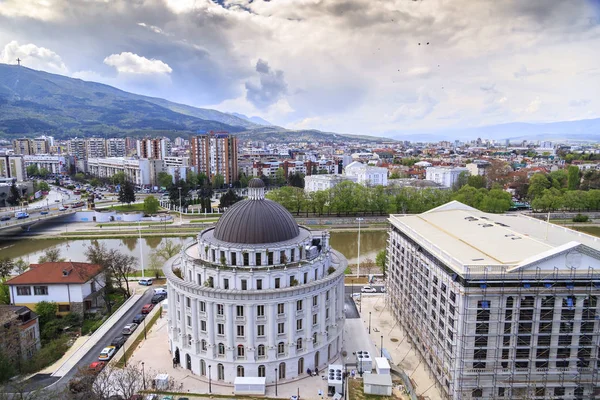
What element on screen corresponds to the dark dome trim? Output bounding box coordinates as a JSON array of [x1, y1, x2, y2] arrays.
[[248, 178, 265, 188], [214, 199, 300, 244]]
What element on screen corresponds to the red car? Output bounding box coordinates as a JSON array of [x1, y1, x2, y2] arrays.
[[88, 361, 106, 374], [141, 304, 154, 314]]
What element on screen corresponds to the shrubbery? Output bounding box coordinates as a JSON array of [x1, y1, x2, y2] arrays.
[[573, 214, 589, 223]]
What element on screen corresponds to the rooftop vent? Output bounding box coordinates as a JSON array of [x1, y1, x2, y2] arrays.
[[62, 269, 70, 277], [480, 216, 489, 220], [465, 217, 479, 221], [511, 237, 522, 240], [482, 224, 494, 228], [495, 222, 510, 227]]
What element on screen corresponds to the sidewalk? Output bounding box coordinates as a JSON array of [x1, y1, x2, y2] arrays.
[[359, 296, 442, 400], [51, 294, 142, 377]]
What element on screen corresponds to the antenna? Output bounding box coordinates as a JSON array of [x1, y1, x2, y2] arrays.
[[16, 58, 21, 66]]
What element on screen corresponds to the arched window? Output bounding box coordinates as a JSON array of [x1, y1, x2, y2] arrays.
[[298, 357, 304, 374], [237, 345, 245, 358], [186, 354, 191, 370], [217, 363, 224, 380], [218, 343, 225, 355], [314, 351, 319, 369], [201, 339, 207, 351], [237, 365, 244, 377], [258, 365, 266, 377], [187, 334, 192, 346], [313, 332, 318, 345], [200, 359, 206, 376], [296, 338, 303, 350], [258, 344, 266, 357], [279, 362, 286, 379], [278, 341, 285, 355]]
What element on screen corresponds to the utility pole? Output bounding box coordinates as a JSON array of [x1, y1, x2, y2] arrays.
[[139, 220, 145, 278], [178, 186, 182, 224], [356, 217, 364, 278]]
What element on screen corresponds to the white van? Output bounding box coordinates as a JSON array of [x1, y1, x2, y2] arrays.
[[154, 288, 167, 295], [138, 278, 153, 286]]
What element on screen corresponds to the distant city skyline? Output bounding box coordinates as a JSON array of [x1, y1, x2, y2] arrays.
[[0, 0, 599, 137]]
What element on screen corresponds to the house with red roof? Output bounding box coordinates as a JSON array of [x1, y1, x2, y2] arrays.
[[6, 262, 106, 315]]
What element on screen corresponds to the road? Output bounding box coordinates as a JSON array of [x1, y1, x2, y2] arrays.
[[21, 287, 156, 394], [343, 285, 384, 319]]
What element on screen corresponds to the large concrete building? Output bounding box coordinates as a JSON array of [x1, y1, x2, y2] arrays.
[[137, 138, 171, 160], [164, 179, 346, 385], [23, 155, 71, 176], [426, 166, 468, 188], [344, 161, 388, 186], [106, 138, 126, 158], [87, 157, 164, 186], [0, 155, 26, 181], [386, 201, 600, 400], [190, 131, 238, 185]]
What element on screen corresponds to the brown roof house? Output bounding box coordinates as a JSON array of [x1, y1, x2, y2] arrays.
[[0, 305, 41, 362], [6, 262, 106, 315]]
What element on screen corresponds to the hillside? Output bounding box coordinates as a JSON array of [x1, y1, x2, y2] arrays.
[[0, 63, 256, 138]]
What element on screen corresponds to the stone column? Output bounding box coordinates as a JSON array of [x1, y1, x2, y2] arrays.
[[288, 300, 296, 358], [191, 298, 199, 353], [207, 301, 215, 354], [180, 296, 187, 346], [247, 305, 255, 360], [319, 292, 327, 348], [226, 303, 234, 362], [268, 303, 277, 359]]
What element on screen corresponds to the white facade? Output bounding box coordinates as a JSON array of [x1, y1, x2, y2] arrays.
[[344, 161, 388, 186], [164, 185, 346, 386], [387, 201, 600, 400], [22, 155, 70, 175], [87, 157, 164, 186], [86, 138, 106, 159], [106, 138, 126, 157], [0, 155, 26, 181], [304, 175, 349, 193], [425, 166, 468, 188], [9, 276, 104, 304]]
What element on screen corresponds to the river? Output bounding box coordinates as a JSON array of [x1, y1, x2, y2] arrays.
[[0, 230, 388, 268]]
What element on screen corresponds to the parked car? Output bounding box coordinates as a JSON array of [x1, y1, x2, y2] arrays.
[[88, 361, 106, 374], [154, 288, 167, 295], [141, 304, 154, 314], [138, 278, 153, 286], [122, 323, 138, 335], [54, 199, 60, 202], [40, 210, 49, 215], [361, 286, 377, 293], [59, 206, 67, 211], [111, 335, 127, 349], [98, 346, 116, 361], [133, 314, 146, 324], [151, 294, 166, 304], [0, 215, 10, 221]]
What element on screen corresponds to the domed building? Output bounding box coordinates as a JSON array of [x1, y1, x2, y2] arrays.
[[164, 179, 347, 385]]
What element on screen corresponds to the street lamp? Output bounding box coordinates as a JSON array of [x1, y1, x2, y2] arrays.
[[369, 312, 372, 334], [208, 365, 212, 393], [178, 186, 182, 224], [142, 361, 146, 390], [138, 220, 145, 278], [143, 315, 147, 340], [356, 217, 364, 278], [380, 335, 384, 357], [274, 368, 278, 396]]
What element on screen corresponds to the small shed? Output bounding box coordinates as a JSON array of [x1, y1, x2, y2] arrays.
[[375, 357, 390, 375], [153, 374, 170, 390], [234, 377, 266, 395], [363, 373, 393, 396]]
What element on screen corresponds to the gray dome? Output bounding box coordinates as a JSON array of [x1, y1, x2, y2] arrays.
[[248, 178, 265, 188], [214, 198, 300, 244]]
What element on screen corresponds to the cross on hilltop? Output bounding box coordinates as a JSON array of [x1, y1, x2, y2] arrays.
[[16, 58, 21, 66]]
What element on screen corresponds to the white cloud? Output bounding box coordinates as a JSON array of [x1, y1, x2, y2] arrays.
[[0, 41, 68, 74], [406, 67, 432, 79], [103, 52, 172, 75], [525, 97, 542, 114]]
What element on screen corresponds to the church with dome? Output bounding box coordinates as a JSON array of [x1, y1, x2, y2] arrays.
[[164, 178, 347, 385]]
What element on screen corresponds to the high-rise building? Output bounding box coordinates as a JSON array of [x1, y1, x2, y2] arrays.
[[0, 155, 26, 181], [32, 138, 49, 154], [12, 139, 33, 155], [68, 138, 87, 160], [137, 138, 171, 159], [86, 138, 106, 159], [387, 201, 600, 400], [106, 138, 126, 157], [190, 131, 238, 184]]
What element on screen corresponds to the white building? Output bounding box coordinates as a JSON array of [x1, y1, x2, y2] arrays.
[[106, 138, 126, 157], [86, 138, 107, 159], [22, 154, 71, 175], [164, 179, 346, 385], [6, 262, 106, 315], [304, 175, 349, 193], [0, 155, 26, 181], [425, 166, 468, 188], [466, 161, 490, 177], [387, 201, 600, 400], [344, 161, 388, 186], [87, 157, 164, 186]]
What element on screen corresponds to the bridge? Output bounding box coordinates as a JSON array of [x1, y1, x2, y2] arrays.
[[0, 209, 78, 232]]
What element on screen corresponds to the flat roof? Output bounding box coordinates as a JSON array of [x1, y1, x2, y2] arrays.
[[363, 373, 392, 386], [389, 201, 600, 275]]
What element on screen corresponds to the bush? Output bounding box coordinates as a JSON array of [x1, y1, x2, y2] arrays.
[[328, 266, 336, 275], [573, 214, 589, 223], [41, 319, 63, 343], [20, 336, 69, 374], [82, 317, 104, 335]]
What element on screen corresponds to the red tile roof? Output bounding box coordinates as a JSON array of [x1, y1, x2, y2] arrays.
[[6, 262, 103, 285]]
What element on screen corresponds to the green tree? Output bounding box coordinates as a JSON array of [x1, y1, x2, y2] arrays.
[[186, 171, 198, 188], [467, 175, 487, 189], [0, 258, 15, 279], [453, 171, 469, 190], [219, 189, 242, 209], [157, 172, 173, 188], [7, 181, 21, 206], [143, 196, 160, 215], [452, 185, 486, 209], [527, 173, 552, 200], [38, 168, 50, 179], [239, 174, 250, 188], [563, 190, 587, 211], [288, 172, 304, 188], [549, 169, 568, 188], [376, 249, 387, 276], [118, 180, 136, 205], [112, 171, 126, 185], [567, 166, 581, 191], [90, 178, 101, 188], [531, 188, 563, 212], [35, 301, 58, 328], [26, 164, 39, 177], [73, 173, 86, 182], [38, 181, 50, 192], [38, 248, 65, 263], [168, 179, 191, 208], [212, 174, 225, 189], [479, 188, 512, 213], [274, 168, 287, 186]]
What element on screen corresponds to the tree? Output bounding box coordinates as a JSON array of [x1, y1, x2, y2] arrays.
[[288, 172, 304, 188], [38, 168, 50, 179], [239, 174, 250, 188], [0, 258, 14, 279], [453, 171, 469, 190], [143, 195, 160, 215], [14, 259, 29, 275], [118, 180, 136, 206], [112, 171, 126, 185], [527, 173, 552, 200], [90, 178, 101, 188], [274, 168, 287, 186], [85, 242, 136, 299], [35, 301, 58, 328], [219, 189, 242, 209], [376, 249, 387, 276], [485, 159, 512, 188], [26, 164, 39, 177], [6, 181, 21, 206], [212, 174, 225, 189], [467, 175, 486, 189], [38, 181, 50, 192], [157, 172, 173, 188], [361, 258, 376, 276], [38, 248, 65, 263], [567, 165, 581, 191], [168, 179, 191, 208], [73, 172, 86, 182]]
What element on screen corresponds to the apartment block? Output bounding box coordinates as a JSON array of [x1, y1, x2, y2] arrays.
[[87, 157, 164, 186], [12, 139, 33, 155], [0, 155, 26, 181], [86, 138, 106, 159], [426, 166, 469, 188], [137, 138, 171, 159], [190, 131, 238, 184], [105, 138, 126, 158], [387, 201, 600, 400], [68, 138, 87, 160]]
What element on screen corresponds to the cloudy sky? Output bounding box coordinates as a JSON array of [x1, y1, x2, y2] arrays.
[[0, 0, 599, 137]]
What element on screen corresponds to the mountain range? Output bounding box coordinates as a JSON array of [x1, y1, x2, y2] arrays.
[[0, 63, 384, 143]]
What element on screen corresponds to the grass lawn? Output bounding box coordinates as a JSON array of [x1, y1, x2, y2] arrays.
[[99, 204, 147, 212], [189, 218, 220, 223], [345, 276, 370, 284], [97, 221, 173, 227], [348, 379, 395, 400], [572, 226, 600, 237]]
